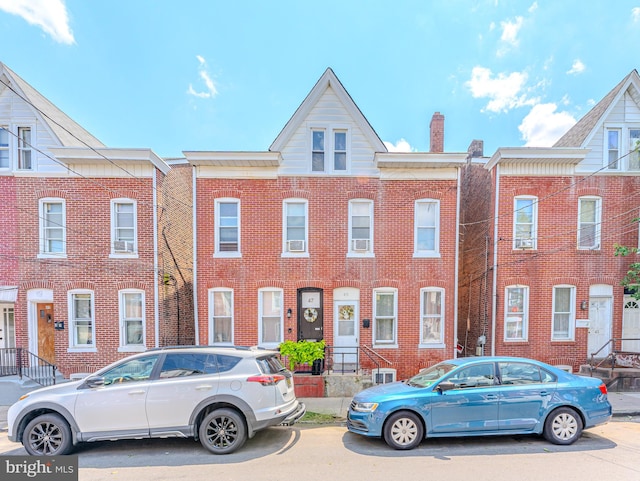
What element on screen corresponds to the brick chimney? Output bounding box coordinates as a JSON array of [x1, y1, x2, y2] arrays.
[[429, 112, 444, 153]]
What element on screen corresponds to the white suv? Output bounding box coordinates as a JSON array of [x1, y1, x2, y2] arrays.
[[8, 346, 305, 455]]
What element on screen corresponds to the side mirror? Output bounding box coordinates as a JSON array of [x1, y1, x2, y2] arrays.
[[437, 381, 456, 393], [83, 376, 106, 389]]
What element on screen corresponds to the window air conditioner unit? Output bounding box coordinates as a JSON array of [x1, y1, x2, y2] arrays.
[[352, 239, 369, 251], [287, 240, 305, 252], [114, 241, 134, 253], [515, 238, 533, 249], [373, 368, 396, 385]]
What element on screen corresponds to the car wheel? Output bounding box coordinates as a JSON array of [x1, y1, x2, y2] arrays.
[[543, 407, 583, 445], [23, 413, 73, 456], [383, 411, 424, 450], [199, 408, 247, 454]]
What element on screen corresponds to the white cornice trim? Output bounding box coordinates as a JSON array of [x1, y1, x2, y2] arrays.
[[486, 147, 589, 170], [184, 151, 281, 167]]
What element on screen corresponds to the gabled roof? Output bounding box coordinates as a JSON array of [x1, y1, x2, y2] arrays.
[[0, 62, 105, 148], [269, 67, 387, 153], [554, 70, 640, 148]]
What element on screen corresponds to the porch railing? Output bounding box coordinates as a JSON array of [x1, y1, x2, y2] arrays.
[[0, 347, 58, 386], [589, 338, 640, 375]]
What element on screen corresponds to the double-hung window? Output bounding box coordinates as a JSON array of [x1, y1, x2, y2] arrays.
[[505, 286, 528, 341], [578, 196, 601, 250], [414, 199, 440, 256], [0, 127, 8, 169], [258, 288, 283, 347], [69, 291, 94, 349], [373, 289, 397, 346], [629, 129, 640, 171], [17, 127, 32, 170], [111, 199, 137, 255], [39, 199, 66, 256], [119, 290, 145, 349], [606, 128, 621, 170], [283, 199, 308, 255], [349, 199, 373, 256], [210, 288, 233, 344], [552, 285, 575, 341], [215, 198, 240, 256], [513, 196, 537, 250], [311, 127, 349, 173], [420, 288, 444, 346]]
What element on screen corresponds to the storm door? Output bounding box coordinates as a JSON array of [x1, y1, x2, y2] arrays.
[[297, 288, 323, 341]]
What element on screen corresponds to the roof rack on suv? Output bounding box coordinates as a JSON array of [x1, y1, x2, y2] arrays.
[[146, 345, 270, 352]]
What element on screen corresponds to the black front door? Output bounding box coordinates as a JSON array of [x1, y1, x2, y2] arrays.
[[297, 288, 323, 341]]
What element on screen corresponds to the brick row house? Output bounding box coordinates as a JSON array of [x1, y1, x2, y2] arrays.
[[460, 69, 640, 373], [0, 62, 193, 378], [186, 68, 467, 381]]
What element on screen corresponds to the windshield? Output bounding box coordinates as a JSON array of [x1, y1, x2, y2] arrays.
[[406, 362, 456, 388]]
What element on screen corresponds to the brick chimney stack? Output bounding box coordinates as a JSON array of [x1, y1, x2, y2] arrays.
[[430, 112, 445, 153]]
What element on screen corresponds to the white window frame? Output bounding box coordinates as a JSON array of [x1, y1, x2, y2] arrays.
[[605, 127, 621, 170], [258, 288, 283, 348], [17, 126, 33, 170], [348, 199, 374, 257], [282, 199, 309, 257], [513, 196, 537, 250], [373, 288, 397, 347], [628, 128, 640, 171], [67, 290, 96, 351], [504, 285, 528, 341], [577, 196, 601, 250], [38, 198, 66, 258], [214, 198, 241, 257], [552, 285, 575, 341], [309, 124, 351, 174], [419, 287, 445, 348], [111, 199, 138, 257], [209, 288, 234, 345], [118, 289, 145, 351], [414, 199, 440, 257], [0, 126, 9, 169]]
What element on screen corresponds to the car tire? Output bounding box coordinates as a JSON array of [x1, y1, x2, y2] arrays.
[[543, 407, 583, 445], [23, 413, 73, 456], [199, 408, 247, 454], [383, 411, 424, 450]]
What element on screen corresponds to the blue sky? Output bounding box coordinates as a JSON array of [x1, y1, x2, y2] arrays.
[[1, 1, 640, 159]]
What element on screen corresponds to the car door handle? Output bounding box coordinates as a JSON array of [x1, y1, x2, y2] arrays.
[[485, 394, 498, 400], [128, 390, 146, 395], [196, 385, 213, 390], [539, 391, 550, 396]]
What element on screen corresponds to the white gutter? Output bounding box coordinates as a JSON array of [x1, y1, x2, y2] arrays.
[[153, 171, 160, 347], [490, 165, 500, 355], [192, 166, 199, 345], [453, 167, 461, 358]]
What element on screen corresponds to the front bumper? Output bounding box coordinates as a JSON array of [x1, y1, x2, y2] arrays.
[[281, 402, 306, 426]]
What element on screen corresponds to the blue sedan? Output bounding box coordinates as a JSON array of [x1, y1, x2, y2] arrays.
[[347, 357, 611, 450]]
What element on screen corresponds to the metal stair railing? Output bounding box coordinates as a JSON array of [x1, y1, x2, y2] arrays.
[[0, 347, 58, 386], [589, 338, 640, 376]]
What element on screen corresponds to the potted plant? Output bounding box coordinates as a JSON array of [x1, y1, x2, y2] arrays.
[[279, 339, 325, 375]]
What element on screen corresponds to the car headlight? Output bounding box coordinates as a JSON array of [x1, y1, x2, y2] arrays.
[[352, 402, 378, 412]]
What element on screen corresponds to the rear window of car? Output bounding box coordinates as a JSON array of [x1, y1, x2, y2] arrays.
[[498, 362, 557, 385], [215, 354, 242, 373], [256, 355, 285, 374], [159, 353, 217, 378]]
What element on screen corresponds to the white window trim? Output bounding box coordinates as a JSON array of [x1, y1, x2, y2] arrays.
[[504, 285, 529, 342], [373, 288, 398, 348], [604, 125, 622, 170], [308, 124, 351, 174], [258, 288, 283, 349], [110, 198, 138, 258], [513, 196, 537, 250], [347, 199, 374, 258], [577, 196, 601, 250], [0, 125, 9, 170], [551, 285, 576, 341], [414, 199, 441, 258], [118, 289, 146, 352], [67, 289, 97, 352], [38, 198, 67, 258], [419, 287, 445, 348], [214, 198, 241, 258], [16, 125, 34, 170], [209, 287, 234, 345], [282, 198, 309, 257]]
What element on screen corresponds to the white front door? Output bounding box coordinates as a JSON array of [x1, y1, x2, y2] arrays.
[[622, 296, 640, 352], [587, 297, 612, 358], [333, 300, 359, 368]]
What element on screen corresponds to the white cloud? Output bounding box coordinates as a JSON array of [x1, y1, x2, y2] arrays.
[[466, 66, 536, 113], [497, 16, 523, 56], [187, 55, 218, 99], [384, 139, 415, 152], [518, 103, 576, 146], [0, 0, 74, 44], [528, 2, 538, 13], [633, 7, 640, 22], [567, 59, 586, 75]]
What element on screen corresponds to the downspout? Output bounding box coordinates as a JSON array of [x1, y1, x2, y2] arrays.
[[192, 165, 199, 345], [153, 170, 160, 348], [490, 164, 500, 356], [454, 166, 461, 358]]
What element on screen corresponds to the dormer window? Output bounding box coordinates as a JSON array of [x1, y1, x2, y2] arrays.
[[17, 127, 32, 170], [605, 126, 640, 171], [310, 126, 349, 173]]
